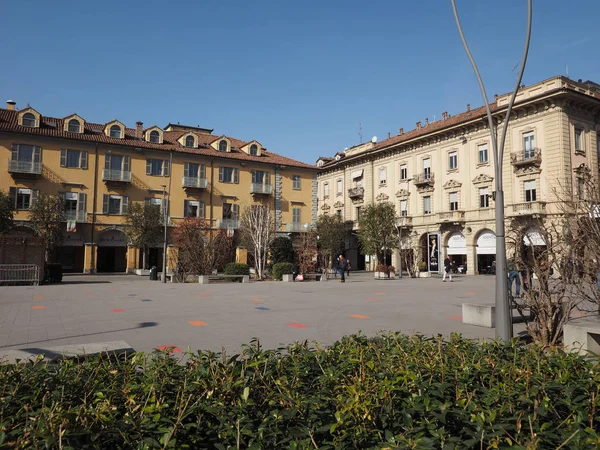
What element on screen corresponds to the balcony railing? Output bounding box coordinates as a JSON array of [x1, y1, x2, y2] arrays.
[[64, 210, 87, 223], [413, 172, 435, 186], [509, 201, 547, 217], [511, 148, 542, 167], [250, 183, 273, 195], [396, 216, 413, 227], [217, 219, 239, 229], [286, 222, 311, 233], [437, 210, 465, 223], [348, 187, 364, 198], [182, 176, 208, 188], [102, 169, 132, 182], [8, 159, 42, 174]]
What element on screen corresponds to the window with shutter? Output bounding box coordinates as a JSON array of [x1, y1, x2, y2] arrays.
[[121, 196, 129, 214], [183, 162, 190, 178], [102, 194, 109, 214], [423, 196, 431, 215], [199, 164, 206, 179], [218, 167, 224, 182], [78, 193, 86, 215], [104, 154, 111, 170], [9, 187, 17, 208], [123, 156, 130, 172], [233, 204, 239, 220], [449, 192, 459, 211], [60, 149, 67, 167], [479, 188, 489, 208], [146, 159, 152, 175], [199, 201, 205, 218], [163, 160, 170, 177], [81, 151, 88, 169], [524, 180, 536, 202], [234, 169, 239, 184]]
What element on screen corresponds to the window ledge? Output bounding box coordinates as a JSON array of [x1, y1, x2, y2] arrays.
[[476, 162, 490, 168], [399, 178, 408, 183], [575, 149, 586, 156], [379, 183, 387, 188], [447, 168, 458, 174]]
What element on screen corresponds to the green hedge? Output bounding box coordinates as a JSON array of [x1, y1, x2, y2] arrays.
[[223, 262, 250, 276], [1, 334, 599, 448], [272, 262, 293, 280], [44, 263, 63, 283]]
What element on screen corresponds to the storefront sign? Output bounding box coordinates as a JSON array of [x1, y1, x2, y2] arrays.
[[428, 233, 440, 273], [98, 229, 128, 247]]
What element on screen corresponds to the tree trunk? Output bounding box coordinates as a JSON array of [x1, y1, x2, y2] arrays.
[[142, 246, 147, 270]]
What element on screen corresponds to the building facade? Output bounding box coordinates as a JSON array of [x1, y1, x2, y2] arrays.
[[317, 76, 600, 275], [0, 103, 317, 273]]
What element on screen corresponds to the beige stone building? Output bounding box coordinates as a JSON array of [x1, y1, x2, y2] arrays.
[[317, 76, 600, 275]]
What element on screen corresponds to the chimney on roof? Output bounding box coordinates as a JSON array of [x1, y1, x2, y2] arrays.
[[387, 132, 391, 139], [425, 117, 429, 126], [442, 111, 448, 120], [467, 104, 471, 112], [494, 93, 498, 100], [399, 128, 404, 135], [6, 100, 15, 111], [136, 121, 143, 140], [416, 121, 421, 129]]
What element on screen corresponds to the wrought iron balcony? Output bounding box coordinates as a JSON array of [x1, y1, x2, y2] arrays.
[[511, 148, 542, 167], [182, 176, 208, 188], [347, 187, 364, 198], [64, 210, 87, 223], [437, 210, 465, 224], [286, 222, 311, 233], [217, 219, 239, 229], [395, 216, 413, 227], [508, 201, 547, 217], [8, 159, 42, 175], [250, 183, 273, 195], [102, 169, 132, 182], [413, 172, 435, 186]]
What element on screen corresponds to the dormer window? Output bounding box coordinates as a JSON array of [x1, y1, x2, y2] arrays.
[[317, 161, 324, 167], [22, 113, 36, 128], [110, 125, 122, 138], [185, 135, 195, 148], [149, 130, 160, 143], [219, 140, 228, 152], [250, 144, 258, 156], [68, 119, 81, 133]]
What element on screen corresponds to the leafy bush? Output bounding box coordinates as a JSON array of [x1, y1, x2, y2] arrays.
[[418, 260, 427, 271], [223, 262, 250, 276], [269, 236, 295, 265], [272, 262, 293, 280], [0, 334, 598, 448], [377, 264, 395, 275], [44, 263, 63, 283]]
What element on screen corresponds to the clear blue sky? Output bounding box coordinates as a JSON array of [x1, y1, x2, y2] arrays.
[[1, 1, 598, 164]]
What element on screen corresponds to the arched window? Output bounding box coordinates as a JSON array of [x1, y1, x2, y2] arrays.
[[22, 113, 36, 128], [185, 135, 195, 148], [149, 130, 160, 143], [68, 119, 81, 133], [218, 140, 228, 152], [250, 144, 258, 156], [110, 124, 122, 138]]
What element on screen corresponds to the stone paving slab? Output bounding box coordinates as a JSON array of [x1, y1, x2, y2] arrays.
[[0, 272, 524, 357]]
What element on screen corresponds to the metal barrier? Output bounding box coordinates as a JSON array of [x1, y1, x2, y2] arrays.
[[0, 264, 40, 286]]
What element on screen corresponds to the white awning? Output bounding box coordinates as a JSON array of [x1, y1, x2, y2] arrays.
[[447, 232, 466, 255], [477, 231, 496, 255], [351, 169, 363, 179], [523, 229, 546, 246]]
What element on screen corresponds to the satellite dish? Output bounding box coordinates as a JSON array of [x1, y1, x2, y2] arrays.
[[371, 136, 378, 143]]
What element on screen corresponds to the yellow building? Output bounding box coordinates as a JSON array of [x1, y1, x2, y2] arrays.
[[0, 102, 317, 273]]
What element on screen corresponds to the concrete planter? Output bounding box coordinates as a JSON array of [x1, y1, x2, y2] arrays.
[[134, 269, 150, 276], [375, 272, 395, 279], [282, 274, 294, 282], [418, 271, 431, 278]]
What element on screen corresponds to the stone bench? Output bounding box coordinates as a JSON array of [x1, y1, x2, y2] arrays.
[[563, 317, 600, 356], [462, 302, 532, 328], [198, 274, 249, 284]]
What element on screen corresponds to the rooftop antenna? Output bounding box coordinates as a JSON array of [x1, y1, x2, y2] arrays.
[[359, 122, 363, 143]]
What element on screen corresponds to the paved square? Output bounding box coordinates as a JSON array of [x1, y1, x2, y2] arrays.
[[0, 272, 517, 357]]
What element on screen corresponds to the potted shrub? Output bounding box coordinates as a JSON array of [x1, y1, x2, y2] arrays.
[[375, 264, 396, 279], [417, 261, 430, 278]]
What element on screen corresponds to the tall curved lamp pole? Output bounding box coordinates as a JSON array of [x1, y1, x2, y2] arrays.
[[451, 0, 532, 341]]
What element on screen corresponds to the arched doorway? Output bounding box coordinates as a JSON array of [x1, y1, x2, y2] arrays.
[[446, 231, 467, 271], [58, 228, 86, 272], [97, 229, 128, 272], [476, 230, 496, 274]]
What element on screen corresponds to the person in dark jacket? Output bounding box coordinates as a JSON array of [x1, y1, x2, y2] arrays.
[[337, 255, 347, 282], [443, 257, 452, 282], [346, 259, 352, 277]]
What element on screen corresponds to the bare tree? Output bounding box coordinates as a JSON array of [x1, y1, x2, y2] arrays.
[[172, 217, 235, 279], [357, 202, 399, 264], [315, 214, 346, 278], [123, 202, 163, 270], [239, 204, 274, 279], [296, 231, 318, 275]]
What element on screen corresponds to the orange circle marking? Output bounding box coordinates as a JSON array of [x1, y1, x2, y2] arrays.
[[251, 298, 263, 303], [464, 292, 476, 295], [350, 314, 370, 319], [33, 296, 44, 299], [189, 320, 207, 326], [32, 305, 45, 310], [366, 297, 379, 301], [448, 316, 463, 321], [373, 292, 386, 295]]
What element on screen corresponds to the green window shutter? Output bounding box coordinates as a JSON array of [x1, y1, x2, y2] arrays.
[[251, 171, 256, 184], [104, 154, 111, 170], [183, 162, 189, 178], [123, 156, 130, 172], [33, 146, 41, 163], [102, 194, 109, 214], [11, 144, 18, 161], [200, 164, 206, 179], [31, 189, 39, 205], [183, 200, 189, 218], [121, 196, 129, 215], [199, 201, 205, 218], [78, 193, 86, 214], [233, 204, 239, 220], [218, 167, 224, 182], [234, 168, 239, 184], [163, 160, 170, 177], [9, 187, 17, 207], [265, 172, 271, 184], [146, 159, 152, 175], [81, 151, 88, 169], [60, 149, 67, 167]]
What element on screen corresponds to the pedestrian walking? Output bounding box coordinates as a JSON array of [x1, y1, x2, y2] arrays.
[[337, 255, 347, 283], [346, 259, 351, 277], [507, 257, 521, 298], [443, 257, 452, 282]]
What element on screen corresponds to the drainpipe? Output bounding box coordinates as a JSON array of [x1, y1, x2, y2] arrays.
[[90, 142, 99, 273], [209, 159, 214, 226]]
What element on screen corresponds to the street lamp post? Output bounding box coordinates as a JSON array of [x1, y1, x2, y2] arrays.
[[451, 0, 532, 341], [161, 185, 168, 284]]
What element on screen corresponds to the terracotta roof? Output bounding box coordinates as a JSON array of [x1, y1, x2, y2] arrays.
[[0, 109, 317, 170]]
